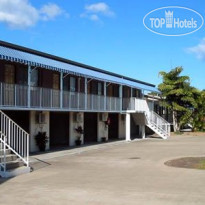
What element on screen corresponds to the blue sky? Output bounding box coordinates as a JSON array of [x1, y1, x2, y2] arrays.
[[0, 0, 204, 89]]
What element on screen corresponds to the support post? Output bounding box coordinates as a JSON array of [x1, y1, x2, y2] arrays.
[[28, 64, 31, 108], [139, 125, 145, 139], [104, 82, 106, 111], [119, 85, 122, 111], [60, 72, 63, 108], [85, 78, 87, 109], [125, 113, 131, 141]]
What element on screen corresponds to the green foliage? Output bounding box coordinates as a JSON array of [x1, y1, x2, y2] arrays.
[[158, 67, 198, 131], [192, 90, 205, 131]]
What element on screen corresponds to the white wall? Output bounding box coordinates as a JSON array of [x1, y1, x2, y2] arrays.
[[118, 114, 126, 139], [97, 113, 108, 142], [69, 112, 84, 146], [29, 111, 50, 152]]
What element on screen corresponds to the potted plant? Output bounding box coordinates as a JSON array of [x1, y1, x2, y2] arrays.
[[75, 136, 82, 146], [101, 137, 107, 142], [35, 132, 48, 151], [75, 126, 84, 146], [104, 117, 111, 129]]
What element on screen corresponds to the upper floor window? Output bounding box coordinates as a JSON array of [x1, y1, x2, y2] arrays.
[[98, 82, 103, 95], [31, 69, 38, 87], [4, 64, 15, 84], [53, 73, 59, 90], [70, 76, 76, 92]]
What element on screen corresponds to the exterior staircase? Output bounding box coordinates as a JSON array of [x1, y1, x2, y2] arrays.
[[131, 98, 170, 139], [145, 111, 170, 139], [0, 110, 30, 178]]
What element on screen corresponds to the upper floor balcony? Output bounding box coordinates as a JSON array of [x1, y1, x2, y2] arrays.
[[0, 82, 140, 112]]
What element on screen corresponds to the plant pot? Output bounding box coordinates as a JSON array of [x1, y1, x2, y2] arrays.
[[101, 137, 107, 142], [75, 140, 82, 146], [39, 145, 46, 152]]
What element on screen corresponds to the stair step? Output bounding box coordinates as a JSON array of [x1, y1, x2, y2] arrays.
[[5, 160, 24, 170], [0, 154, 18, 162], [0, 149, 11, 155], [0, 166, 31, 178]]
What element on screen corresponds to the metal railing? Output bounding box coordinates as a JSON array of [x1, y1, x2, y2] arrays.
[[132, 98, 170, 138], [0, 82, 135, 112], [134, 98, 150, 113], [148, 111, 170, 138], [0, 110, 29, 175]]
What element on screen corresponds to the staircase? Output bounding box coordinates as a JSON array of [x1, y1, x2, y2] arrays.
[[132, 98, 170, 139], [145, 111, 170, 139], [0, 110, 30, 178]]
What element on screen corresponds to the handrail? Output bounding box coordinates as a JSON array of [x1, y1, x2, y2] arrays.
[[148, 111, 170, 137], [0, 82, 132, 112], [0, 110, 29, 175], [150, 110, 170, 124]]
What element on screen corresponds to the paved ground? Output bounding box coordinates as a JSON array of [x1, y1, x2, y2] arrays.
[[0, 134, 205, 205]]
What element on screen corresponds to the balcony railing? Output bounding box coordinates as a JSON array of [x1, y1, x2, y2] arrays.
[[0, 83, 134, 112]]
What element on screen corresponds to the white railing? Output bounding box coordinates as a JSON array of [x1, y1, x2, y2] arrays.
[[134, 98, 150, 113], [148, 111, 170, 138], [123, 98, 135, 110], [0, 83, 28, 107], [0, 82, 137, 112], [0, 110, 29, 174]]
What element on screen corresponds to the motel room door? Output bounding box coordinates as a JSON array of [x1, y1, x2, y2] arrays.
[[84, 113, 97, 143], [108, 113, 119, 140], [50, 112, 69, 148]]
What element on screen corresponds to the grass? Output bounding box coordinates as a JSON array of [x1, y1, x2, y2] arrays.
[[174, 131, 184, 135], [197, 160, 205, 170]]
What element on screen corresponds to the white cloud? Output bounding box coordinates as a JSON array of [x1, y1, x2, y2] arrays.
[[90, 14, 100, 21], [81, 2, 115, 22], [85, 2, 114, 17], [186, 38, 205, 60], [0, 0, 68, 29], [0, 0, 38, 28], [40, 3, 64, 21]]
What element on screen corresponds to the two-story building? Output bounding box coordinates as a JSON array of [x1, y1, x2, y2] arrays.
[[0, 41, 170, 177]]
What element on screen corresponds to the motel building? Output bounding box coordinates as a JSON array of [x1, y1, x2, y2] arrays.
[[0, 41, 170, 178]]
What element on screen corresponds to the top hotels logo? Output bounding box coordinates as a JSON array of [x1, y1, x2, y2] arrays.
[[143, 6, 204, 36]]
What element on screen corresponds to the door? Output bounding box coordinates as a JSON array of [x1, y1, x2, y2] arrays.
[[84, 113, 97, 143], [108, 113, 119, 140], [50, 112, 69, 147]]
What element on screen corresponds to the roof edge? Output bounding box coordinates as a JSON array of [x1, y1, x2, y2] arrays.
[[0, 40, 156, 88]]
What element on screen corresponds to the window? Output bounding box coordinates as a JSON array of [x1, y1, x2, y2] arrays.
[[4, 64, 15, 84], [31, 69, 38, 87], [98, 82, 103, 95], [53, 73, 59, 90], [70, 76, 76, 92]]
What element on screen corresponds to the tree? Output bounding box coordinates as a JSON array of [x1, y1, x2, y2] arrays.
[[192, 90, 205, 131], [158, 67, 197, 132]]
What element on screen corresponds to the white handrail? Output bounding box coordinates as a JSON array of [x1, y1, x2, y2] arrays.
[[0, 110, 29, 175], [148, 111, 170, 137]]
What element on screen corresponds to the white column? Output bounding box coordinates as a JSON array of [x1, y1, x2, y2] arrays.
[[104, 82, 106, 111], [119, 85, 122, 111], [28, 65, 31, 108], [85, 78, 87, 109], [60, 72, 63, 108], [139, 125, 145, 139], [125, 113, 131, 141]]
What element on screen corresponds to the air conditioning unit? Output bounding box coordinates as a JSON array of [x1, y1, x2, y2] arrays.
[[76, 113, 83, 123], [100, 113, 107, 121], [36, 112, 46, 124]]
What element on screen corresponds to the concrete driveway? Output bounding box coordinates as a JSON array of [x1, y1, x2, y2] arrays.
[[0, 134, 205, 205]]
